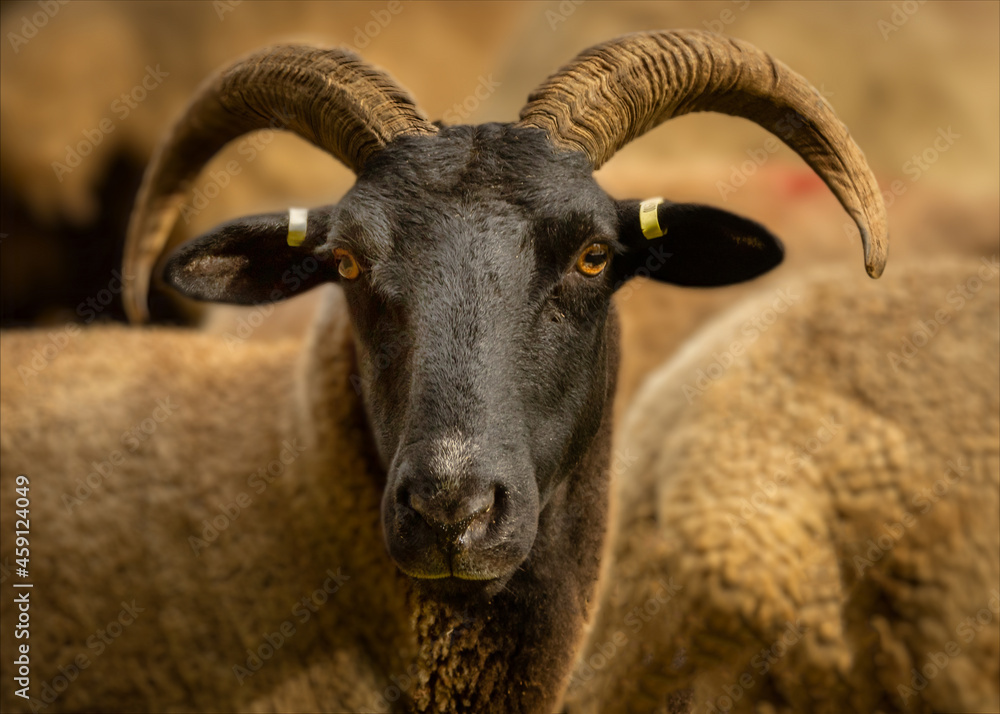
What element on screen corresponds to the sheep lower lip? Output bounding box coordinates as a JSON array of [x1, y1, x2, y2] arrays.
[[399, 564, 504, 582]]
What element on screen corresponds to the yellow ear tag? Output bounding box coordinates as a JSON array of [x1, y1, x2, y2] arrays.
[[639, 197, 666, 240], [287, 207, 308, 247]]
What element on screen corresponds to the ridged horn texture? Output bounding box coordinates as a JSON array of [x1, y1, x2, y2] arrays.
[[517, 30, 888, 278], [123, 44, 437, 323]]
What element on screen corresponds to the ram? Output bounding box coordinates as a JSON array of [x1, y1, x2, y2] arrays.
[[566, 259, 999, 714], [1, 31, 886, 712]]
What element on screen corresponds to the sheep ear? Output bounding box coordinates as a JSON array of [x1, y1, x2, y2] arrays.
[[162, 207, 337, 305], [613, 199, 784, 287]]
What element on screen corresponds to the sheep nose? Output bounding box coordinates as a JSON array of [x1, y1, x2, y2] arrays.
[[407, 485, 497, 545]]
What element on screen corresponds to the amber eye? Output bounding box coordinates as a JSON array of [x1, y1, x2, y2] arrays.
[[576, 243, 611, 276], [333, 248, 360, 280]]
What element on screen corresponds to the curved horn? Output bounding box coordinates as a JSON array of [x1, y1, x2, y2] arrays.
[[517, 30, 887, 278], [124, 44, 437, 323]]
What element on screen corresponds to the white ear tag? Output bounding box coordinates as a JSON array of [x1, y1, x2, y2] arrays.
[[639, 197, 666, 240], [287, 207, 308, 246]]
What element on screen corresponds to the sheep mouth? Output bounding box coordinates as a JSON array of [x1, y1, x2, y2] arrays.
[[393, 544, 529, 585], [387, 527, 534, 604], [409, 570, 514, 603]]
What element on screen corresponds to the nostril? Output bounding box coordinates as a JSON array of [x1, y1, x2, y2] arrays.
[[408, 489, 436, 522], [456, 485, 503, 549], [490, 484, 505, 518], [468, 486, 495, 519], [403, 478, 437, 516]]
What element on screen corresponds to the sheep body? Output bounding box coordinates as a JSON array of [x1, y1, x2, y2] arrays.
[[567, 258, 1000, 714], [0, 290, 420, 712]]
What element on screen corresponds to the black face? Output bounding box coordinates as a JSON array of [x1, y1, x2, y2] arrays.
[[329, 125, 618, 588], [163, 122, 785, 598]]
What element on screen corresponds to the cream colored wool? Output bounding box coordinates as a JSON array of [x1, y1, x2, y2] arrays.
[[566, 259, 1000, 714]]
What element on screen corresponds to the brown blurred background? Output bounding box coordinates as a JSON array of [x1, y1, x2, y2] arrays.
[[2, 0, 998, 410]]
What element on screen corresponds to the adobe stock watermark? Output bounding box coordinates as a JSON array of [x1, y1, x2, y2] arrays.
[[853, 456, 971, 576], [716, 92, 834, 201], [608, 446, 639, 479], [900, 126, 961, 182], [682, 287, 800, 403], [18, 599, 143, 711], [179, 114, 292, 224], [351, 336, 404, 396], [221, 303, 276, 351], [726, 414, 842, 533], [17, 268, 136, 384], [232, 567, 350, 684], [546, 0, 585, 30], [886, 255, 997, 371], [6, 0, 69, 54], [703, 0, 750, 34], [188, 438, 307, 555], [179, 151, 269, 223], [213, 0, 241, 20], [51, 65, 169, 182], [612, 245, 673, 303], [878, 0, 926, 41], [221, 250, 333, 351], [700, 618, 807, 713], [370, 661, 422, 711], [61, 397, 180, 513], [348, 1, 404, 51], [843, 126, 960, 243], [896, 588, 1000, 706], [567, 578, 683, 689], [442, 75, 501, 124], [16, 324, 80, 385]]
